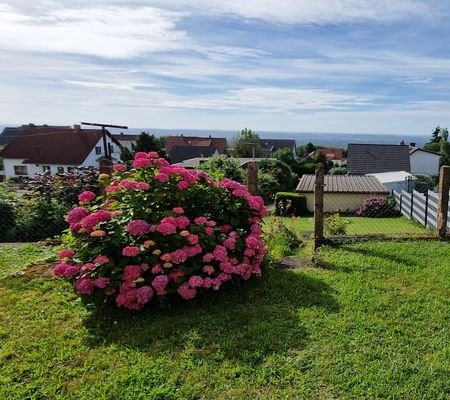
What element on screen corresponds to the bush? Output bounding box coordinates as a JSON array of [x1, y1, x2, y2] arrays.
[[356, 196, 400, 218], [262, 217, 303, 259], [274, 192, 307, 217], [0, 201, 15, 240], [257, 172, 279, 203], [325, 213, 349, 235], [53, 152, 267, 311], [197, 155, 245, 183]]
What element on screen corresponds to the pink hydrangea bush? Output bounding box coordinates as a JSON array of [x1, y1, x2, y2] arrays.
[[54, 152, 267, 311]]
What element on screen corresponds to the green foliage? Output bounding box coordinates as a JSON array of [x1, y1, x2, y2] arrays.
[[440, 128, 450, 166], [274, 192, 307, 217], [324, 213, 350, 235], [197, 155, 245, 182], [329, 166, 347, 175], [121, 132, 167, 163], [262, 216, 303, 259], [258, 159, 294, 192], [232, 128, 262, 158], [257, 172, 278, 202], [0, 201, 15, 240]]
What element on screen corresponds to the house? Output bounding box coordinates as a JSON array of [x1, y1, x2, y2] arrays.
[[367, 171, 416, 193], [259, 138, 296, 157], [314, 148, 345, 166], [169, 146, 219, 164], [409, 146, 440, 176], [0, 124, 70, 146], [164, 135, 227, 164], [0, 125, 121, 178], [296, 174, 389, 213], [112, 132, 138, 151], [347, 144, 411, 175]]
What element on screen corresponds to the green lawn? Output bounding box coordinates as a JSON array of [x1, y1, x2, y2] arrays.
[[266, 215, 431, 236], [1, 241, 449, 399]]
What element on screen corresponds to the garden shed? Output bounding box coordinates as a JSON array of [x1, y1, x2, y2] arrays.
[[296, 175, 389, 213], [366, 171, 416, 193]]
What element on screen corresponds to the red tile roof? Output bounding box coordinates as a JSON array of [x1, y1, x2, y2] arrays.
[[0, 126, 118, 164], [165, 135, 227, 154], [318, 148, 344, 161]]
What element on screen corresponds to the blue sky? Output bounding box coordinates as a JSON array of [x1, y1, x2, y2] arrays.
[[1, 0, 450, 135]]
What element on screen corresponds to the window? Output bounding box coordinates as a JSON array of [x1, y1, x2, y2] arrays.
[[57, 167, 64, 174], [14, 165, 28, 175], [95, 146, 102, 155], [108, 143, 114, 154], [42, 165, 51, 173]]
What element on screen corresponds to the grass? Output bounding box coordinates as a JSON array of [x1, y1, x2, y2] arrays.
[[265, 215, 431, 236], [1, 241, 449, 399]]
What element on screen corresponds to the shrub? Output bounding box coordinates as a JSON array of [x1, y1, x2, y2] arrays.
[[257, 172, 279, 203], [274, 192, 307, 217], [0, 201, 15, 240], [356, 196, 400, 218], [262, 217, 303, 259], [325, 213, 350, 235], [197, 155, 245, 183], [53, 152, 267, 311]]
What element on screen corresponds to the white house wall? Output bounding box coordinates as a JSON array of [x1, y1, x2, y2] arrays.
[[81, 137, 120, 167], [410, 151, 440, 176], [2, 137, 120, 178]]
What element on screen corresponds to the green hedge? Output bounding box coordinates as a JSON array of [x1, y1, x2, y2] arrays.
[[274, 192, 307, 216]]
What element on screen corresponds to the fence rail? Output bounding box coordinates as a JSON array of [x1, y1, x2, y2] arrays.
[[393, 189, 450, 230]]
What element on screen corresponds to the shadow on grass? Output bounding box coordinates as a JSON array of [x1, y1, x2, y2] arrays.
[[83, 267, 339, 365]]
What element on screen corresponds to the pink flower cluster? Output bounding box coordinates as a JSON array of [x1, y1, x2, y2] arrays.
[[55, 151, 267, 311]]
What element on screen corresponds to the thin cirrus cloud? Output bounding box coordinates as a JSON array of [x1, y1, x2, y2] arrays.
[[0, 4, 185, 58]]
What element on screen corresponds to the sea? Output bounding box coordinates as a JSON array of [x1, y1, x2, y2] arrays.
[[120, 128, 428, 149]]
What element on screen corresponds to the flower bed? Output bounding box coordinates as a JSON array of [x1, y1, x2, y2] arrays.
[[54, 152, 267, 310]]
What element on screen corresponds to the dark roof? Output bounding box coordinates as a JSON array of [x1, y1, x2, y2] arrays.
[[0, 126, 120, 164], [169, 146, 218, 164], [347, 144, 411, 175], [112, 133, 139, 142], [409, 146, 440, 156], [165, 135, 227, 154], [0, 124, 70, 145], [259, 138, 296, 152], [296, 175, 388, 194]]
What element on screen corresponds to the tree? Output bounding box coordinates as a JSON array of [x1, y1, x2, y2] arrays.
[[424, 126, 447, 153], [120, 132, 167, 163], [258, 159, 295, 192], [132, 132, 166, 155], [440, 128, 450, 166], [232, 128, 262, 158], [197, 155, 245, 182]]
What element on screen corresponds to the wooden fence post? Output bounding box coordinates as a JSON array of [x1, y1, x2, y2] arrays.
[[247, 161, 258, 195], [436, 165, 450, 238], [99, 158, 113, 196], [314, 163, 325, 250]]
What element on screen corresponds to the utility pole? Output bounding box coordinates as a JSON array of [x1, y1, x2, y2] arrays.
[[80, 122, 128, 160]]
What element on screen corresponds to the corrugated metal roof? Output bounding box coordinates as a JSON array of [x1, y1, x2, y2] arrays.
[[367, 171, 416, 183], [296, 175, 389, 194]]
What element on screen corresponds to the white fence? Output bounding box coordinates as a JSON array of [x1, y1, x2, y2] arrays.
[[393, 189, 450, 231]]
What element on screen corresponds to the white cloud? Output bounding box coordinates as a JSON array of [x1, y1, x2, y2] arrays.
[[0, 4, 185, 58], [63, 79, 155, 91]]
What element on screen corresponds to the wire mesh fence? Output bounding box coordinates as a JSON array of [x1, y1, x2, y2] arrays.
[[317, 170, 449, 243], [0, 167, 99, 243]]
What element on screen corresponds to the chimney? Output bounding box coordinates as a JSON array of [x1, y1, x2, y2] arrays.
[[410, 142, 416, 147], [73, 124, 81, 132], [399, 140, 405, 145]]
